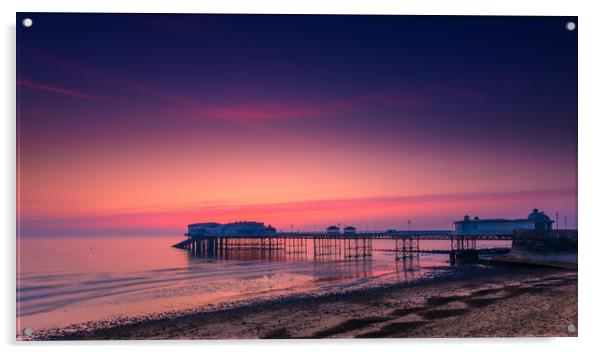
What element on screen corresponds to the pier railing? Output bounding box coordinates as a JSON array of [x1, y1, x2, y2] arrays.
[[183, 230, 500, 239]]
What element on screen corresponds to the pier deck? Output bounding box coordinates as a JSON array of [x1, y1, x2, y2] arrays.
[[183, 230, 512, 240]]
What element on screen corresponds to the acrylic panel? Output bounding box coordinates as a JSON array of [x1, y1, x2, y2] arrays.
[[16, 13, 578, 340]]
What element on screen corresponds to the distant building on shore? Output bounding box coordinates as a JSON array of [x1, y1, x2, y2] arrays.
[[326, 225, 340, 235], [344, 226, 357, 235], [187, 221, 276, 237], [454, 208, 554, 236]]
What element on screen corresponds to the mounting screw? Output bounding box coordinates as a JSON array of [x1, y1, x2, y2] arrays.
[[567, 323, 576, 333], [22, 18, 33, 28], [566, 21, 576, 31], [22, 327, 33, 336]]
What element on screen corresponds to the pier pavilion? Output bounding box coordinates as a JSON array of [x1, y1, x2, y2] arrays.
[[454, 208, 554, 236]]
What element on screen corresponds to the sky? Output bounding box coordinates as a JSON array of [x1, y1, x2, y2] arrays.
[[16, 14, 578, 236]]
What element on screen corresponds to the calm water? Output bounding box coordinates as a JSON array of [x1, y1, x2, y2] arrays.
[[17, 236, 510, 334]]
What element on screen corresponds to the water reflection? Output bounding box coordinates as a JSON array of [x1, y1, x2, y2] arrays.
[[188, 247, 308, 262], [313, 258, 374, 282], [395, 254, 421, 281]]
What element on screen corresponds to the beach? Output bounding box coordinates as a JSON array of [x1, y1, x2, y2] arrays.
[[33, 263, 577, 340]]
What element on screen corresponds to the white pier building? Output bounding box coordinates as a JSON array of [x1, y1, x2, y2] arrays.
[[454, 208, 554, 236]]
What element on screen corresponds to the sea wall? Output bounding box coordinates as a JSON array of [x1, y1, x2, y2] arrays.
[[494, 230, 577, 269]]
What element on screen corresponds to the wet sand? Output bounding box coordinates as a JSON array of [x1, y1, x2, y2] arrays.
[[32, 264, 577, 340]]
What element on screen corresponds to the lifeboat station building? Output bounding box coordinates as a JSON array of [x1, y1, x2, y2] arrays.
[[454, 208, 554, 236]]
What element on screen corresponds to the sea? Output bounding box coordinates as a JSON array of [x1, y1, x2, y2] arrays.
[[16, 236, 511, 335]]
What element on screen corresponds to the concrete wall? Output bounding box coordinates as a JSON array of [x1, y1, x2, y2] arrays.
[[495, 230, 578, 269]]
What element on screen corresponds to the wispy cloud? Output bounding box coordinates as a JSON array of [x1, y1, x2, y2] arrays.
[[17, 80, 113, 101], [200, 103, 325, 121], [193, 92, 432, 122]]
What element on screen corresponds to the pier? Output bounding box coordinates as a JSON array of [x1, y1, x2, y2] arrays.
[[172, 230, 510, 262], [175, 211, 577, 262]]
